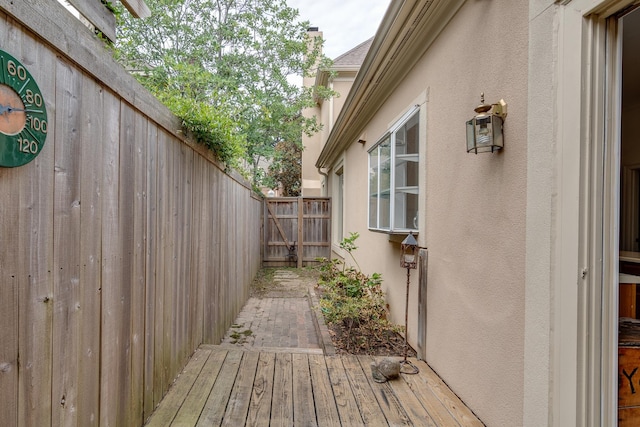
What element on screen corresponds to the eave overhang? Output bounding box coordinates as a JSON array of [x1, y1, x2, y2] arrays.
[[313, 69, 331, 104], [313, 65, 361, 105], [315, 0, 467, 169]]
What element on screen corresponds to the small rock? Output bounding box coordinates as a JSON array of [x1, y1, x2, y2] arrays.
[[370, 358, 400, 383]]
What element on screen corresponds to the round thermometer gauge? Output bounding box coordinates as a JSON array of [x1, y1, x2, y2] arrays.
[[0, 49, 48, 167]]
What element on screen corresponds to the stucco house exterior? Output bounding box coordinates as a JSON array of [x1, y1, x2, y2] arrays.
[[301, 32, 372, 197], [304, 0, 640, 425]]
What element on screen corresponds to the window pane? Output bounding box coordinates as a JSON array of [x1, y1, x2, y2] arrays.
[[337, 170, 344, 242], [406, 192, 419, 229], [368, 149, 379, 228], [394, 191, 419, 229], [379, 139, 391, 229], [393, 112, 419, 230], [368, 109, 420, 233], [405, 113, 419, 155]]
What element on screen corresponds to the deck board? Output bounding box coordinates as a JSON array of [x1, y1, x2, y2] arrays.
[[245, 352, 275, 427], [398, 366, 461, 427], [195, 349, 242, 426], [359, 356, 435, 426], [308, 354, 341, 427], [145, 346, 484, 426], [340, 355, 387, 426], [353, 356, 412, 426], [172, 349, 227, 426], [325, 355, 365, 426], [292, 354, 318, 426], [145, 348, 211, 426], [270, 352, 294, 426], [414, 363, 484, 427], [222, 351, 260, 426]]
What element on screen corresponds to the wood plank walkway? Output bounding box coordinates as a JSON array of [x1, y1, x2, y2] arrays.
[[144, 345, 484, 426]]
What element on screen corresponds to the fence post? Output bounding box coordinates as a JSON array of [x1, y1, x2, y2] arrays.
[[297, 197, 303, 268], [418, 248, 428, 360]]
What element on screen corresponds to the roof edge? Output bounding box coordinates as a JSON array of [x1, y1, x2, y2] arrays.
[[316, 0, 467, 169]]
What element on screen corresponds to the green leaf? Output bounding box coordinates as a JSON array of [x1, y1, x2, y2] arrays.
[[114, 0, 336, 178]]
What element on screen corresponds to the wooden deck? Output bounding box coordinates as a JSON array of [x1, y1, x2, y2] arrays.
[[145, 345, 483, 426]]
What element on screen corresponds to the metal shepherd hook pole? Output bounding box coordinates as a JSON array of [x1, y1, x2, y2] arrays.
[[400, 233, 419, 374], [401, 265, 419, 374]]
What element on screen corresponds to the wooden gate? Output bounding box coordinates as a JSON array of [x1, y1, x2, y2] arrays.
[[263, 197, 331, 267]]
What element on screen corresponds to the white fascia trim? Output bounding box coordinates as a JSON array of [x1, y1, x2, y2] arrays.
[[316, 0, 466, 169]]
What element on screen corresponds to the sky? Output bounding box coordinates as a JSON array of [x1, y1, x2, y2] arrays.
[[286, 0, 390, 60]]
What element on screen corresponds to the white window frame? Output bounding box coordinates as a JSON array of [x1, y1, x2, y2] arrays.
[[368, 106, 420, 233], [334, 165, 344, 245]]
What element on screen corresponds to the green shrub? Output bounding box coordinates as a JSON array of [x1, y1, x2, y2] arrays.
[[316, 234, 401, 353], [160, 95, 246, 169]]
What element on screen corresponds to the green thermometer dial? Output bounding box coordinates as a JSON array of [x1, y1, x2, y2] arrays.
[[0, 49, 48, 167]]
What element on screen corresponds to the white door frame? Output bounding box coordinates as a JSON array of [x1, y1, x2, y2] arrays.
[[552, 1, 634, 425]]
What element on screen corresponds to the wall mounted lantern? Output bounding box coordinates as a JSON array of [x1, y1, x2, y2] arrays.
[[400, 232, 419, 374], [466, 93, 507, 154]]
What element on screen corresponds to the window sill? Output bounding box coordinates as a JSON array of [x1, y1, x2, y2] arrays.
[[368, 228, 419, 242], [387, 232, 419, 243]]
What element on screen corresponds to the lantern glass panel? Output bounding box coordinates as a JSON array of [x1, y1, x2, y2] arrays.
[[474, 115, 493, 147], [491, 116, 504, 151], [403, 252, 415, 265], [466, 119, 475, 152], [467, 115, 504, 153]]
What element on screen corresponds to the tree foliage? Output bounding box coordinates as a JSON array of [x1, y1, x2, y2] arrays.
[[114, 0, 334, 180], [266, 139, 301, 196]]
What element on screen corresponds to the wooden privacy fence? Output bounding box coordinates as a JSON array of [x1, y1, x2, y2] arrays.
[[263, 197, 331, 267], [0, 1, 262, 426]]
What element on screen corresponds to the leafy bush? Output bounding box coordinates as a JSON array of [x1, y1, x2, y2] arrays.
[[338, 231, 361, 272], [316, 233, 402, 353], [164, 96, 246, 169], [138, 61, 247, 169]]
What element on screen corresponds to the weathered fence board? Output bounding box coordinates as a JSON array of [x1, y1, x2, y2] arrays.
[[132, 106, 148, 425], [154, 128, 170, 409], [302, 198, 332, 261], [144, 120, 159, 418], [0, 165, 19, 426], [52, 57, 83, 427], [77, 70, 103, 426], [120, 100, 136, 427], [263, 198, 331, 267], [0, 18, 21, 424], [121, 0, 151, 19], [15, 24, 57, 427], [0, 2, 263, 426], [65, 0, 117, 42], [99, 87, 123, 427]]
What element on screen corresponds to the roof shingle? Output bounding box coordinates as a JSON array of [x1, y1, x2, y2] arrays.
[[333, 38, 373, 67]]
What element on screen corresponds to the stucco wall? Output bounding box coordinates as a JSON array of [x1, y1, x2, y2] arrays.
[[302, 70, 323, 196], [524, 1, 556, 425], [423, 3, 528, 426], [336, 0, 529, 425], [331, 75, 356, 130], [305, 72, 358, 198], [302, 101, 323, 196]]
